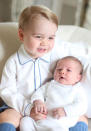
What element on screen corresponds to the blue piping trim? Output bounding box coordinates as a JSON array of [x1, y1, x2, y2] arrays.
[[17, 52, 50, 65], [34, 61, 36, 91], [17, 52, 33, 65], [39, 57, 49, 63], [24, 103, 31, 116], [38, 59, 41, 87], [17, 51, 50, 91]]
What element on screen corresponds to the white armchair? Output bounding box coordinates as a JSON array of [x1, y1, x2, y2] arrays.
[[0, 22, 91, 78], [0, 22, 91, 130]]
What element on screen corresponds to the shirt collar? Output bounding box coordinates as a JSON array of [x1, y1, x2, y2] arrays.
[[17, 44, 51, 65]]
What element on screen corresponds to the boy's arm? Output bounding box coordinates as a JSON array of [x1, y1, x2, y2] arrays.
[[64, 87, 87, 117], [0, 58, 30, 115]]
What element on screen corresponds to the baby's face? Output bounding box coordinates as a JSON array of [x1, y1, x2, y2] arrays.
[[18, 16, 57, 58], [54, 59, 82, 85]]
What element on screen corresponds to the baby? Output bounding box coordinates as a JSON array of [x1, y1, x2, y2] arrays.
[[20, 56, 87, 131]]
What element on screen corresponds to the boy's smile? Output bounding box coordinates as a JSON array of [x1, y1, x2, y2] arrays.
[[18, 16, 57, 59], [37, 48, 47, 53]]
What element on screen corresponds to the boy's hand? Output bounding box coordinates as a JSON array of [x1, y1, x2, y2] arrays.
[[33, 100, 47, 114], [52, 107, 66, 119], [30, 107, 47, 121]]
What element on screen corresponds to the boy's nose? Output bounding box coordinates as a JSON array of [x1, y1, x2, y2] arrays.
[[41, 39, 48, 46]]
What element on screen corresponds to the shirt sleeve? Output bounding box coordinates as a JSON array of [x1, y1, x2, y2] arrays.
[[0, 56, 30, 115], [64, 86, 88, 117]]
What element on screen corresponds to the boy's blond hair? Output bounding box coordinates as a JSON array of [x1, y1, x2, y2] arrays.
[[19, 5, 58, 30]]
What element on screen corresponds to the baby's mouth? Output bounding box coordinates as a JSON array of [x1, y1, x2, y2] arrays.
[[59, 76, 65, 80]]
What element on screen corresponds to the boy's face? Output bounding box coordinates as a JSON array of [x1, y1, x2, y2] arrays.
[[54, 59, 82, 85], [18, 16, 57, 58]]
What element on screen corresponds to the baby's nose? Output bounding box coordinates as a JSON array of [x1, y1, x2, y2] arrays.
[[61, 69, 65, 74]]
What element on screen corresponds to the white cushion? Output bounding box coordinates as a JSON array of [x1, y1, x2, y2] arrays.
[[0, 22, 91, 118]]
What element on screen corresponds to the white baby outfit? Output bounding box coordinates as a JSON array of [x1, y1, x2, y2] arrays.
[[20, 80, 87, 131]]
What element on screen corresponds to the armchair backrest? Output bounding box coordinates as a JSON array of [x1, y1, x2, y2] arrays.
[[0, 23, 21, 79], [0, 22, 91, 80]]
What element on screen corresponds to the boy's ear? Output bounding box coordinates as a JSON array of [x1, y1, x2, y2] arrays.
[[18, 28, 24, 41]]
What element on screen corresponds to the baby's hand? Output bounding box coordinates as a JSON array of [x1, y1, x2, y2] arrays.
[[52, 107, 66, 119], [33, 100, 47, 115], [30, 107, 47, 121]]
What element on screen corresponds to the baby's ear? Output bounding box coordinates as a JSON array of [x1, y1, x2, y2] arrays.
[[18, 28, 24, 41]]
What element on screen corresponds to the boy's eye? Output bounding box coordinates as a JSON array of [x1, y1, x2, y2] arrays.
[[35, 35, 41, 39], [33, 35, 42, 39]]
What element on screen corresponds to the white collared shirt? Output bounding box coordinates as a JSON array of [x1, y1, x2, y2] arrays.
[[0, 41, 71, 115], [0, 41, 90, 115]]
